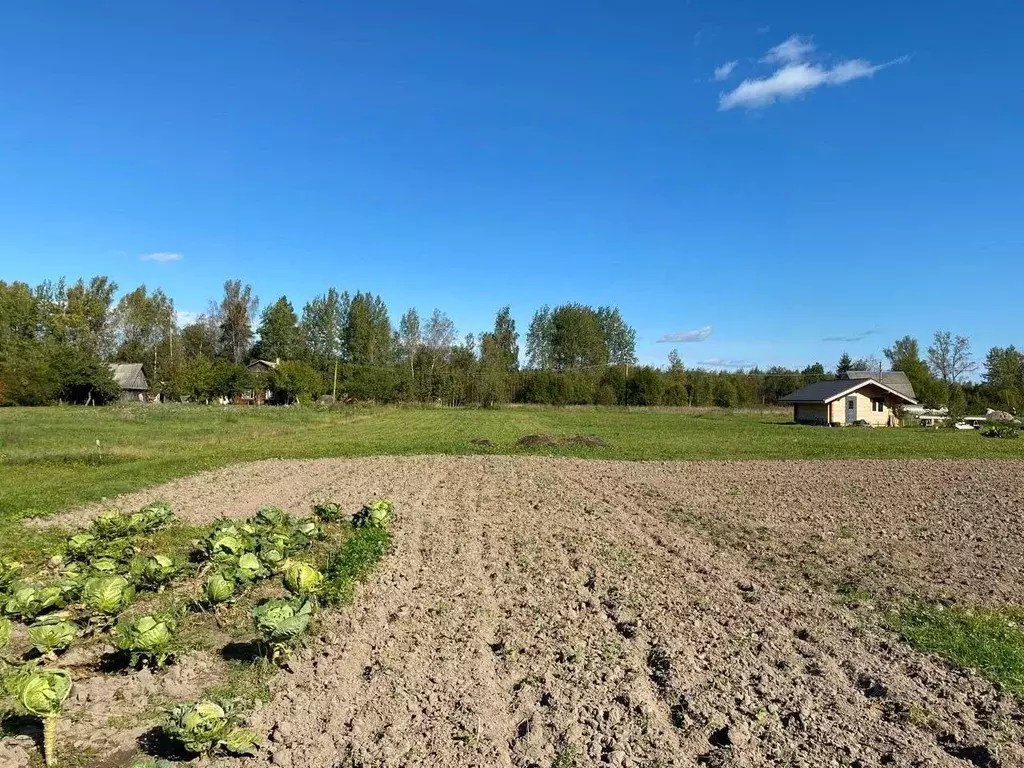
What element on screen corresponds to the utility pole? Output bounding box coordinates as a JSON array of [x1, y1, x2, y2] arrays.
[[332, 359, 339, 400]]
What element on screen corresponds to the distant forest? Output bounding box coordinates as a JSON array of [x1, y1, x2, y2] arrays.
[[0, 276, 1020, 414]]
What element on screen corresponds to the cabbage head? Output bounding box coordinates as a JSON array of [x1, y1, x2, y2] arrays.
[[234, 553, 267, 583], [133, 555, 177, 591], [283, 561, 324, 598], [5, 664, 73, 767], [252, 598, 312, 661], [353, 499, 394, 529], [28, 618, 78, 658], [254, 505, 289, 530], [82, 575, 135, 616], [138, 501, 175, 531], [164, 698, 259, 756], [65, 534, 97, 561], [115, 613, 177, 668], [3, 584, 65, 621], [204, 572, 235, 606]]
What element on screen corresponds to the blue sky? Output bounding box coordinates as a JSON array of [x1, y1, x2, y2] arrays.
[[1, 1, 1021, 370]]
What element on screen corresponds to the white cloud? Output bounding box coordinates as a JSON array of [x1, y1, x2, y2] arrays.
[[712, 61, 738, 82], [761, 34, 815, 64], [698, 358, 755, 369], [658, 326, 713, 343], [719, 58, 902, 110], [141, 252, 183, 264]]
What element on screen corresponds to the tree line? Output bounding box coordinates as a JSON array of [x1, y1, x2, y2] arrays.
[[0, 275, 1020, 413]]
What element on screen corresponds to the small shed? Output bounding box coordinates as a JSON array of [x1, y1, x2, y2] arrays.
[[780, 377, 917, 426], [108, 363, 149, 403]]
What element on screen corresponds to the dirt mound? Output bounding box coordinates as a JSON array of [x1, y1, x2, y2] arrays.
[[470, 438, 494, 447], [21, 456, 1024, 767], [517, 434, 608, 447]]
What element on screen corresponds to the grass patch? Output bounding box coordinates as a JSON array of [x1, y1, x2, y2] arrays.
[[1, 404, 1019, 527], [889, 603, 1024, 696], [323, 526, 391, 605]]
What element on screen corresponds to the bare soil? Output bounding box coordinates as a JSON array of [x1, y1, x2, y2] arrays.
[[13, 456, 1024, 767]]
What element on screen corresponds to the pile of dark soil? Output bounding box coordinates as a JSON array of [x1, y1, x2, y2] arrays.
[[517, 434, 608, 447]]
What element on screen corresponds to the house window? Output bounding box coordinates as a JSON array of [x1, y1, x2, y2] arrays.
[[872, 398, 885, 412]]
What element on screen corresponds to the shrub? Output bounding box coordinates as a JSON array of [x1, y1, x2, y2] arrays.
[[981, 422, 1020, 439]]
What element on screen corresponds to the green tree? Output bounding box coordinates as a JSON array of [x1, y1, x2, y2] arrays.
[[214, 280, 259, 364], [801, 363, 826, 385], [946, 384, 968, 425], [179, 316, 219, 359], [340, 291, 392, 365], [253, 297, 303, 362], [270, 361, 325, 404], [550, 304, 607, 370], [480, 306, 519, 373], [713, 378, 739, 408], [525, 306, 554, 369], [398, 308, 421, 379], [38, 277, 118, 356], [50, 345, 119, 404], [302, 288, 343, 372], [597, 307, 637, 367], [984, 346, 1024, 412], [168, 355, 214, 402], [928, 331, 978, 386], [836, 352, 853, 376], [626, 367, 663, 406], [112, 286, 176, 387]]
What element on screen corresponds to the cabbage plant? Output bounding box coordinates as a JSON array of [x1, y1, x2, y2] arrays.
[[283, 562, 324, 599], [65, 533, 97, 560], [27, 618, 78, 659], [0, 558, 22, 588], [137, 500, 175, 532], [252, 598, 312, 661], [204, 524, 253, 563], [313, 501, 344, 523], [254, 505, 290, 530], [90, 557, 121, 574], [0, 616, 11, 648], [257, 544, 286, 572], [132, 555, 178, 592], [5, 664, 72, 767], [3, 584, 65, 621], [204, 572, 236, 606], [164, 698, 259, 756], [234, 553, 267, 584], [115, 614, 177, 668], [353, 499, 394, 529], [81, 575, 135, 617], [91, 509, 138, 540]]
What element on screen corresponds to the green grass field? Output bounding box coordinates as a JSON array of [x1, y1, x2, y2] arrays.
[[1, 403, 1021, 523]]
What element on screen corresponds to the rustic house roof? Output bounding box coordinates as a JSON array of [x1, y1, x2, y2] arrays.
[[842, 370, 917, 400], [108, 363, 148, 391], [247, 359, 280, 371], [780, 377, 917, 405]]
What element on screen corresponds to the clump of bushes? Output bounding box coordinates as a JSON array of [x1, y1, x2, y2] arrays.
[[981, 422, 1020, 439]]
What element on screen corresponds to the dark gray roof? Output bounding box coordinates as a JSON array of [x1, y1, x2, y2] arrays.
[[780, 377, 917, 404], [843, 370, 916, 400], [108, 363, 148, 391]]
